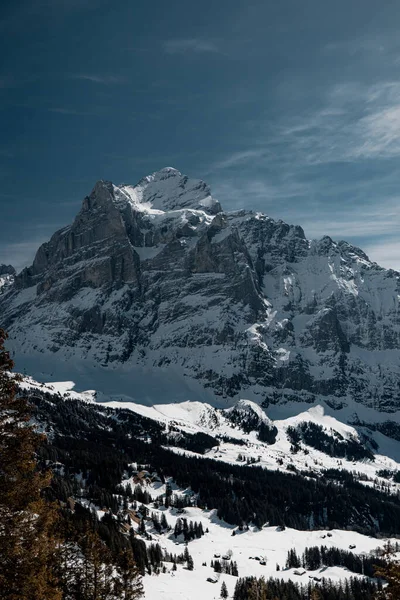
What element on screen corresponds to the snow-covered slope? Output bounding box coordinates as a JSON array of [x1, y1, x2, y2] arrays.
[[133, 483, 395, 600], [22, 374, 400, 598], [2, 167, 400, 426]]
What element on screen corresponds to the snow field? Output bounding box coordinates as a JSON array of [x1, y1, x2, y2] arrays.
[[127, 480, 394, 600]]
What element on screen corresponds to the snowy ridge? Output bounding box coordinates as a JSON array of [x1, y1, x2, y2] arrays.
[[225, 398, 274, 426], [94, 394, 400, 488], [18, 375, 97, 404], [20, 376, 400, 488]]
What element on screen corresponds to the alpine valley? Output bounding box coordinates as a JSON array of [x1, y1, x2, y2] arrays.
[[3, 167, 400, 600]]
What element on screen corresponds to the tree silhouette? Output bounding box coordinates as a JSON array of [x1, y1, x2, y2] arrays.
[[221, 580, 229, 598]]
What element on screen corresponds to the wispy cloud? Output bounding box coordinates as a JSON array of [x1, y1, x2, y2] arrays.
[[211, 149, 267, 170], [301, 198, 400, 240], [71, 74, 128, 84], [209, 77, 400, 179], [324, 37, 387, 57], [212, 178, 311, 211], [163, 38, 219, 55], [355, 103, 400, 159], [364, 239, 400, 271], [207, 77, 400, 266], [279, 81, 400, 164]]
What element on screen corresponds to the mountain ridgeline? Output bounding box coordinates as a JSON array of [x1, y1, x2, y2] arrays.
[[1, 167, 400, 413]]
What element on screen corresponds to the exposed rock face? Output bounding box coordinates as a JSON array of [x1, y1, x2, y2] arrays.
[[1, 167, 400, 412], [15, 180, 140, 300]]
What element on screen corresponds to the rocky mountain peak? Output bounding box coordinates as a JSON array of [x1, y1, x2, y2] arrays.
[[2, 168, 400, 416], [82, 179, 115, 210]]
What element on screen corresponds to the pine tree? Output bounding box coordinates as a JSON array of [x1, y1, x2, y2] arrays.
[[164, 483, 172, 508], [174, 517, 183, 538], [0, 329, 62, 599], [81, 529, 113, 600], [221, 580, 229, 598], [161, 512, 168, 529], [375, 560, 400, 599], [139, 518, 146, 535], [185, 548, 194, 571], [114, 547, 144, 599], [56, 538, 84, 600], [247, 578, 267, 600]]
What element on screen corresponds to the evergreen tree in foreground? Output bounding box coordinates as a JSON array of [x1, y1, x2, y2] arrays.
[[0, 330, 144, 599], [221, 580, 228, 598], [0, 328, 62, 599], [114, 548, 144, 599], [375, 559, 400, 599]]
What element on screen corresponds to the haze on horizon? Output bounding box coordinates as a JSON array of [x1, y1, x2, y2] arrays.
[[1, 0, 400, 271]]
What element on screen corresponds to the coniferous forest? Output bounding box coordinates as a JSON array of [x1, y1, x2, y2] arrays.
[[232, 576, 381, 600], [2, 328, 400, 599], [32, 386, 400, 535]]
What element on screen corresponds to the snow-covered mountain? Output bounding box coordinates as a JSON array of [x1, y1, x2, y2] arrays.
[[2, 167, 400, 424]]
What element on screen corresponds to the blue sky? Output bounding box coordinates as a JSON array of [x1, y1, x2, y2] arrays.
[[2, 0, 400, 271]]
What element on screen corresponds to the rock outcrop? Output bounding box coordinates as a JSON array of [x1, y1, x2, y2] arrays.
[[0, 264, 15, 294]]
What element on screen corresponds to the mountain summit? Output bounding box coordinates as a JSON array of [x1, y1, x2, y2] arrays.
[[116, 167, 222, 214], [2, 168, 400, 415]]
